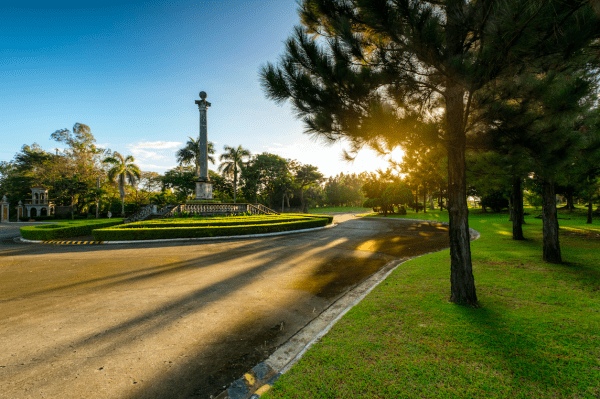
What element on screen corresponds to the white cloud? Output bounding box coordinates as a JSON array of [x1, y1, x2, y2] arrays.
[[128, 148, 167, 161], [131, 141, 182, 149], [126, 141, 184, 162], [136, 163, 176, 171]]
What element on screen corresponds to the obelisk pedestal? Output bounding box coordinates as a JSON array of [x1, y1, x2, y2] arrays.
[[194, 91, 213, 201]]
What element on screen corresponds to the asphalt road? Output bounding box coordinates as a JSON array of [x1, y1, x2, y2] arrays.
[[0, 215, 449, 399]]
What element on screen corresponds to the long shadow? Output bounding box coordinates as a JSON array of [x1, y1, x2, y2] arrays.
[[6, 242, 313, 391], [0, 223, 365, 303], [455, 306, 567, 389], [0, 240, 269, 302], [123, 219, 453, 399], [4, 221, 367, 363], [3, 217, 449, 398]]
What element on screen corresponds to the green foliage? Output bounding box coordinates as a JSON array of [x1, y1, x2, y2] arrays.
[[176, 137, 215, 170], [362, 169, 412, 214], [93, 216, 331, 241], [20, 219, 123, 240], [102, 151, 141, 216], [323, 172, 365, 207], [480, 191, 509, 212], [161, 166, 196, 201], [120, 214, 333, 227], [218, 144, 251, 203], [240, 152, 291, 206]]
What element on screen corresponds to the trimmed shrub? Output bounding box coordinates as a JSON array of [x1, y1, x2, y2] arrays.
[[20, 219, 124, 240], [93, 217, 331, 241]]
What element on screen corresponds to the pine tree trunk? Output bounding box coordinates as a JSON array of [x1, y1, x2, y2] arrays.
[[566, 192, 575, 210], [512, 176, 524, 240], [542, 179, 562, 263], [587, 191, 593, 224], [508, 196, 513, 221], [446, 84, 477, 306], [423, 187, 427, 213]]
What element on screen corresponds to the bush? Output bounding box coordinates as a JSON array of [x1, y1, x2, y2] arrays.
[[93, 216, 331, 241], [481, 191, 509, 212], [20, 219, 124, 240], [125, 203, 141, 215], [122, 214, 334, 228]]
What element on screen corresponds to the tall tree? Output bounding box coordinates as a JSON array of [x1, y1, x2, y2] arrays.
[[240, 153, 290, 207], [176, 137, 215, 177], [218, 145, 251, 203], [294, 164, 324, 212], [102, 152, 141, 217], [260, 0, 599, 305]]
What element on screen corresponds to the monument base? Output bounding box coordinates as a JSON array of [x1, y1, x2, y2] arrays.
[[195, 181, 213, 200]]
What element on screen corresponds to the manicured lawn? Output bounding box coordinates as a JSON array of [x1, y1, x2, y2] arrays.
[[264, 207, 600, 399], [309, 206, 373, 213]]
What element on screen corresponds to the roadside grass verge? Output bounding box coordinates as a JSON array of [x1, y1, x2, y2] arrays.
[[308, 206, 373, 214], [20, 219, 124, 240], [264, 209, 600, 399]]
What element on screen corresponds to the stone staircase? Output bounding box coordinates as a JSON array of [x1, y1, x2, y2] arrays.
[[124, 204, 177, 224]]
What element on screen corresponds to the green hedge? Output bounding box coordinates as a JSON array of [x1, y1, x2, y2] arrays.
[[20, 219, 124, 240], [93, 217, 330, 241], [122, 214, 332, 229]]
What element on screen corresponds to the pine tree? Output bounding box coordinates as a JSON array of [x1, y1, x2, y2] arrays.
[[261, 0, 599, 305]]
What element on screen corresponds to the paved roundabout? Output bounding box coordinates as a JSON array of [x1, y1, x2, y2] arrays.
[[0, 214, 452, 399]]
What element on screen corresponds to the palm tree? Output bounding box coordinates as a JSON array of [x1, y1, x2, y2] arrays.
[[176, 137, 215, 176], [102, 152, 141, 217], [218, 145, 251, 203]]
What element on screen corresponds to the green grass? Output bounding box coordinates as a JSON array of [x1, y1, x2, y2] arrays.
[[264, 207, 600, 399], [308, 206, 373, 213], [92, 214, 333, 241]]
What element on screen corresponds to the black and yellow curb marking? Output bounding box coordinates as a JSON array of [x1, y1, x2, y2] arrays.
[[249, 373, 280, 399], [42, 240, 104, 245], [215, 362, 281, 399]]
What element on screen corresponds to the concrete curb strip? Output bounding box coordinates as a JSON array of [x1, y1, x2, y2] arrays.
[[216, 217, 481, 399], [17, 223, 337, 245]]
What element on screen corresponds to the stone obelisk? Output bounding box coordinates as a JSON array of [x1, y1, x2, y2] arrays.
[[194, 91, 213, 200]]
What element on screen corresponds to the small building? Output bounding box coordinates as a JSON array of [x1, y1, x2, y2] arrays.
[[24, 187, 54, 218]]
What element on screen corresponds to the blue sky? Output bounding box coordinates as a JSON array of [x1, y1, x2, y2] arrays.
[[1, 0, 401, 177]]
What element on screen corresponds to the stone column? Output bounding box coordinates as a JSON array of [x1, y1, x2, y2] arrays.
[[194, 91, 213, 200], [17, 201, 23, 222], [1, 195, 9, 223]]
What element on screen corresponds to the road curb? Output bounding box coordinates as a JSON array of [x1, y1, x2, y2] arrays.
[[215, 218, 481, 399], [17, 223, 337, 246]]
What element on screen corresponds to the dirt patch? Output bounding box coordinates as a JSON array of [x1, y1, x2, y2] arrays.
[[561, 229, 600, 241]]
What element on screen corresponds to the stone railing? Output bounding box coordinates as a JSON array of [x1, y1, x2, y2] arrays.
[[157, 204, 176, 216], [160, 203, 279, 218], [125, 204, 154, 224], [251, 204, 279, 215], [162, 204, 182, 218]]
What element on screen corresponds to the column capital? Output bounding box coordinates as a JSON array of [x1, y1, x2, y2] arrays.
[[195, 99, 211, 110]]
